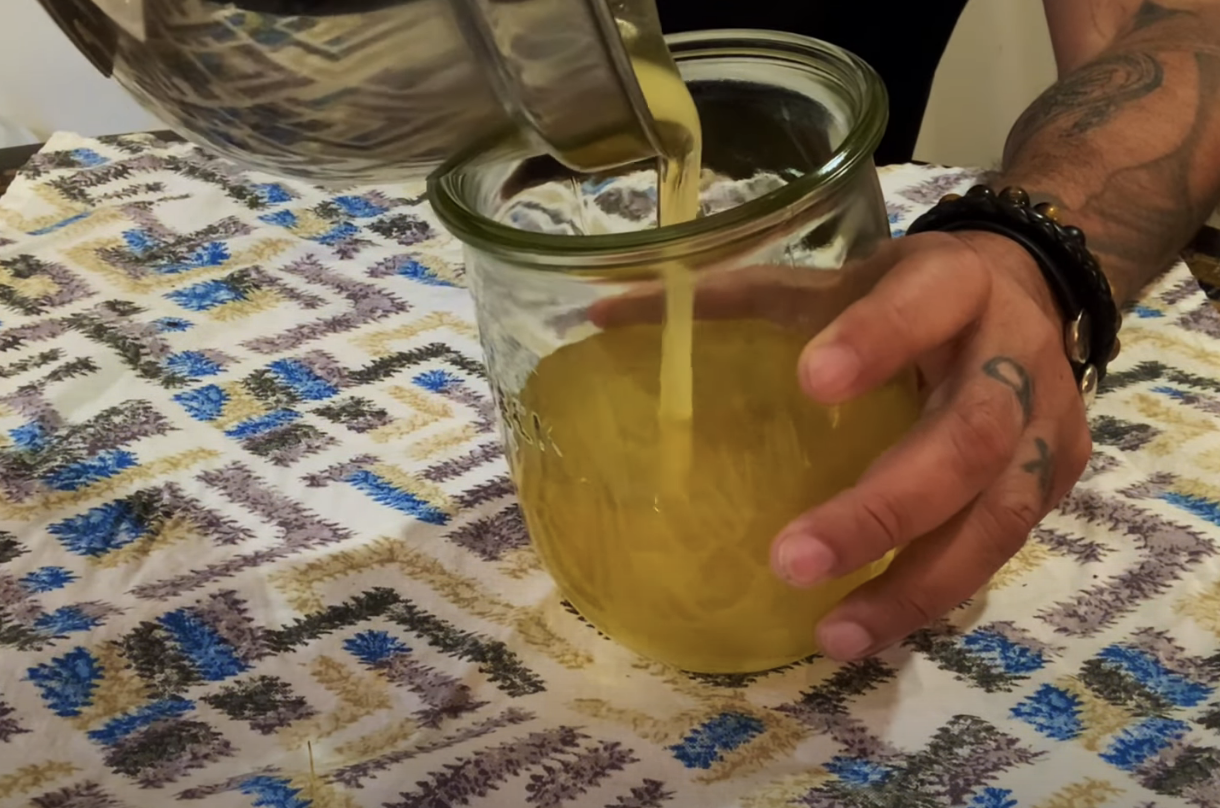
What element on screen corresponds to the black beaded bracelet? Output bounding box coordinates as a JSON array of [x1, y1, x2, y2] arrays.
[[905, 185, 1121, 405]]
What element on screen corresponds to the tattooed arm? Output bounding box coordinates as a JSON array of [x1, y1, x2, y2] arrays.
[[1003, 0, 1220, 304]]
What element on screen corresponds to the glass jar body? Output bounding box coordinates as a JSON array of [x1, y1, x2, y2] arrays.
[[434, 32, 921, 673]]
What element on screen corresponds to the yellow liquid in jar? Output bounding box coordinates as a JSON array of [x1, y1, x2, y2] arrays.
[[512, 49, 918, 672], [515, 321, 922, 673]]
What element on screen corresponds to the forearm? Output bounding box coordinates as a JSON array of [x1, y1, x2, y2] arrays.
[[998, 2, 1220, 305]]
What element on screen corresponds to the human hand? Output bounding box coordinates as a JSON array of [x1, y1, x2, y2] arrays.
[[771, 231, 1092, 661], [587, 231, 1092, 662]]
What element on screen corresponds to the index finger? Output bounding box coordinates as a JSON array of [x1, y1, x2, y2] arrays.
[[798, 233, 992, 404]]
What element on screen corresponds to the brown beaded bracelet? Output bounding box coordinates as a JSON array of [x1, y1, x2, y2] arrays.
[[905, 185, 1121, 406]]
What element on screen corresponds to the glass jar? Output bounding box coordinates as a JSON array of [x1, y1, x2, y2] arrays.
[[429, 30, 921, 674]]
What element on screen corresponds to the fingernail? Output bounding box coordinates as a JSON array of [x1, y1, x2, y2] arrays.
[[802, 344, 860, 400], [817, 621, 875, 661], [774, 533, 837, 587]]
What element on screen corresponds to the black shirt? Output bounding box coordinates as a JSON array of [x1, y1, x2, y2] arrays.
[[657, 1, 970, 165]]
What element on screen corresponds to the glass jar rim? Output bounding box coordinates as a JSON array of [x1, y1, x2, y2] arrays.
[[428, 29, 889, 268]]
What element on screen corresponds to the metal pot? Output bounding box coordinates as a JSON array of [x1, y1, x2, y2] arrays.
[[38, 0, 666, 182]]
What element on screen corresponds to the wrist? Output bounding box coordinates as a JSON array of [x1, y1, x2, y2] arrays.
[[989, 178, 1132, 305]]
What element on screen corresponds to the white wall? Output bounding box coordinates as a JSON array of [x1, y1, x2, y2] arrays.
[[0, 0, 159, 146], [1, 0, 1057, 166], [914, 1, 1058, 168]]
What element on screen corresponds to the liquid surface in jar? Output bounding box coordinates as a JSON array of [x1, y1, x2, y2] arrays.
[[514, 320, 922, 673]]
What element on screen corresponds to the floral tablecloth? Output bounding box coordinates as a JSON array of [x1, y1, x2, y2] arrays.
[[3, 133, 1220, 808]]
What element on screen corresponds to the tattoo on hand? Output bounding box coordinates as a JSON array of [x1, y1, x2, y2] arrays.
[[983, 357, 1035, 425], [1022, 438, 1056, 507]]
